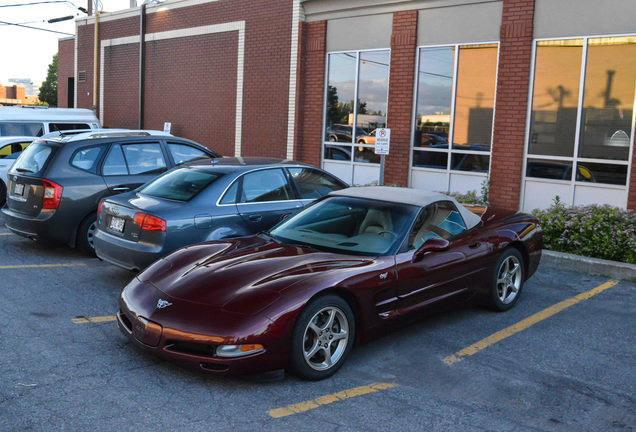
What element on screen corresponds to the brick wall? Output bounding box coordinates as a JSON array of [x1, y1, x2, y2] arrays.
[[102, 43, 139, 130], [385, 10, 418, 187], [76, 23, 96, 112], [295, 20, 326, 167], [143, 33, 238, 156], [57, 38, 75, 108], [76, 0, 294, 157], [489, 0, 536, 210]]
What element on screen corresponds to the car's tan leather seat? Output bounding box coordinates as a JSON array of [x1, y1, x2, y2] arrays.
[[359, 209, 392, 235]]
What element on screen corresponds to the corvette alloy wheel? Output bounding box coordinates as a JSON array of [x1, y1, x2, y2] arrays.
[[497, 254, 521, 304], [303, 305, 350, 371], [489, 248, 524, 311], [290, 295, 355, 380]]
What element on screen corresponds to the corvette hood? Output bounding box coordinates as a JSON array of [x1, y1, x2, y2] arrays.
[[141, 235, 373, 310]]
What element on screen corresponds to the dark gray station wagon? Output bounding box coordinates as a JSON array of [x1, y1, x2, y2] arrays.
[[2, 130, 220, 254]]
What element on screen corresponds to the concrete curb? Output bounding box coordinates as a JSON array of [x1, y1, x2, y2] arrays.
[[541, 250, 636, 281]]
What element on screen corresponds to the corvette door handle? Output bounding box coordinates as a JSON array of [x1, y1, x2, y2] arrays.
[[249, 214, 262, 222], [469, 241, 481, 249]]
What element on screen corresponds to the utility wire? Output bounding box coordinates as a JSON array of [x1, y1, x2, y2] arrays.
[[0, 20, 73, 36], [0, 1, 68, 7]]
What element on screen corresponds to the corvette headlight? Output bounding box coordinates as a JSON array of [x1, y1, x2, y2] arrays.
[[216, 344, 264, 358]]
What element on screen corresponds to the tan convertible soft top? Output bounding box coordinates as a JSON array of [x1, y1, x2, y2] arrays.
[[328, 186, 483, 230]]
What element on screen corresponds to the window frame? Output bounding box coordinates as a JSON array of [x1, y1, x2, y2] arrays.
[[521, 34, 636, 207], [410, 41, 500, 185], [100, 140, 168, 177], [69, 144, 108, 174], [321, 48, 391, 168]]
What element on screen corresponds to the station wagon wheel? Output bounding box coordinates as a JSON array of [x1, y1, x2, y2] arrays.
[[0, 181, 6, 207], [488, 248, 524, 311], [289, 295, 355, 380], [77, 213, 97, 257]]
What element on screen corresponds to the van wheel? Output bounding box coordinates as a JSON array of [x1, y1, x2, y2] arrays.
[[77, 214, 97, 257]]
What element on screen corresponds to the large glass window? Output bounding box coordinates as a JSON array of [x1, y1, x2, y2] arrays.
[[324, 50, 390, 165], [413, 44, 498, 174], [527, 37, 636, 186]]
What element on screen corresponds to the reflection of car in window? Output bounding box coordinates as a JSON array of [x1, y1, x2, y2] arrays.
[[325, 124, 367, 142], [414, 133, 448, 147], [413, 143, 490, 172], [324, 144, 352, 161], [526, 161, 596, 182], [357, 129, 376, 144]]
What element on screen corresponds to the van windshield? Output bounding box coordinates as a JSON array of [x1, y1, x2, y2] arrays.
[[9, 141, 55, 177]]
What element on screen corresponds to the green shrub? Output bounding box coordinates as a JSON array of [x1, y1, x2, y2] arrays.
[[532, 199, 636, 265]]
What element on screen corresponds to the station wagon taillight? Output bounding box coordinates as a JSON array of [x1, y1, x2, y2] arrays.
[[42, 179, 63, 209], [133, 212, 166, 232]]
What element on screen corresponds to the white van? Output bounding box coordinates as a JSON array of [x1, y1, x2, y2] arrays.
[[0, 106, 101, 137]]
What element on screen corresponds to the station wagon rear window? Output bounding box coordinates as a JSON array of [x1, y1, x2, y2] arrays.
[[9, 142, 55, 177], [139, 168, 224, 201]]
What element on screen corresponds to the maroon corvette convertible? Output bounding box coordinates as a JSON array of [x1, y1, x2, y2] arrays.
[[117, 187, 542, 380]]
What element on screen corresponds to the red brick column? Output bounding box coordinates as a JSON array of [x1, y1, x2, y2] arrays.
[[295, 20, 326, 167], [385, 10, 417, 187], [489, 0, 536, 210], [57, 38, 75, 108]]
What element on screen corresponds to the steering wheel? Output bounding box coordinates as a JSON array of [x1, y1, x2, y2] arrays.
[[377, 230, 397, 240]]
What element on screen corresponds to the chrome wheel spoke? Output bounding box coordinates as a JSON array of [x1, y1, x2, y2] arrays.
[[308, 321, 321, 336], [322, 347, 333, 367], [332, 330, 347, 342], [509, 262, 520, 278], [324, 309, 336, 331], [304, 342, 321, 361]]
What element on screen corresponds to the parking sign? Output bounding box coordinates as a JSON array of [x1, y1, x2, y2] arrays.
[[374, 128, 390, 155]]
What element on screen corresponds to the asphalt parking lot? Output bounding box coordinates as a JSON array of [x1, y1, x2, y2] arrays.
[[1, 212, 635, 431]]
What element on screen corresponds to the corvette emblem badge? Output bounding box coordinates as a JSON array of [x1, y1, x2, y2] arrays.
[[157, 299, 172, 309]]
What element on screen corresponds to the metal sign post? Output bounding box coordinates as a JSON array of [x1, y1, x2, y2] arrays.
[[374, 128, 390, 186]]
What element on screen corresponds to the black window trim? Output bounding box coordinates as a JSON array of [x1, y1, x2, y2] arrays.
[[68, 143, 108, 175], [99, 139, 168, 176]]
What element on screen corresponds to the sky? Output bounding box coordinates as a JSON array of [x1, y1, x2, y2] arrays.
[[0, 0, 133, 93]]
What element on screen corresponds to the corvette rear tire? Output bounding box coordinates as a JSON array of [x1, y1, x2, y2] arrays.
[[289, 295, 355, 380], [488, 248, 524, 312]]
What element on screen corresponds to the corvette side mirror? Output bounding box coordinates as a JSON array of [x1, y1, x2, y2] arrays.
[[412, 238, 450, 263]]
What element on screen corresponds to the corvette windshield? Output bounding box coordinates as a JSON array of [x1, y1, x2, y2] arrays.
[[270, 196, 418, 256]]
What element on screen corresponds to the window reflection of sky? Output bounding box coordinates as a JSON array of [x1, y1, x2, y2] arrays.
[[328, 51, 390, 116], [416, 47, 455, 116]]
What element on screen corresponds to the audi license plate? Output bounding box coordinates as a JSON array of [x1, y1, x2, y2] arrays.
[[108, 216, 125, 234], [14, 183, 24, 196]]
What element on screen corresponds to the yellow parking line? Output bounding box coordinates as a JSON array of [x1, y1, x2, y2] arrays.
[[0, 263, 86, 270], [0, 233, 14, 236], [443, 280, 619, 365], [268, 382, 398, 418], [72, 316, 116, 324]]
